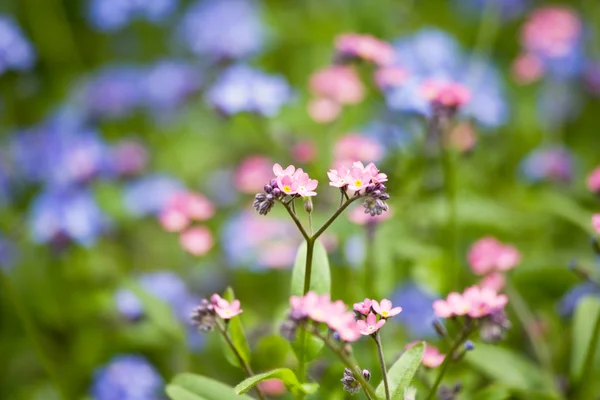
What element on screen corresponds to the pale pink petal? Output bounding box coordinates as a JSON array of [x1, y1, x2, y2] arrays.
[[593, 214, 600, 234]]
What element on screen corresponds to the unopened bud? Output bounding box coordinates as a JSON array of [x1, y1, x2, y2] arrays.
[[463, 340, 475, 351], [432, 318, 447, 337], [304, 197, 313, 213], [362, 369, 371, 382]]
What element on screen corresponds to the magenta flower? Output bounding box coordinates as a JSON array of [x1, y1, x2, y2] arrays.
[[372, 299, 402, 318], [587, 167, 600, 193], [468, 237, 520, 275], [463, 286, 508, 318], [211, 294, 243, 319], [356, 312, 386, 335], [592, 214, 600, 234], [329, 312, 361, 342], [420, 80, 471, 109], [364, 162, 388, 184], [334, 33, 395, 66], [353, 298, 373, 315]]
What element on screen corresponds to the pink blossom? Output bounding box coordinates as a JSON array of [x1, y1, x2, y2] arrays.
[[593, 214, 600, 234], [406, 342, 445, 368], [159, 207, 189, 232], [347, 165, 373, 192], [521, 7, 582, 58], [372, 299, 402, 318], [353, 298, 373, 315], [421, 80, 471, 108], [307, 97, 342, 123], [587, 167, 600, 193], [275, 167, 318, 197], [185, 193, 215, 221], [111, 139, 148, 176], [329, 312, 362, 342], [348, 205, 392, 225], [479, 272, 506, 292], [294, 172, 318, 197], [364, 162, 388, 183], [273, 163, 296, 177], [292, 141, 317, 163], [334, 134, 383, 164], [159, 192, 215, 232], [450, 122, 477, 153], [375, 66, 409, 89], [309, 66, 364, 105], [235, 156, 274, 194], [180, 226, 213, 256], [328, 165, 351, 188], [463, 286, 508, 318], [512, 53, 545, 85], [433, 292, 471, 318], [335, 33, 395, 66], [468, 237, 521, 275], [257, 379, 286, 397], [211, 294, 243, 319], [356, 312, 386, 335]]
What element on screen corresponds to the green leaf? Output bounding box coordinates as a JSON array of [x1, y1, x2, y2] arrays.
[[166, 373, 253, 400], [472, 384, 511, 400], [376, 342, 424, 399], [254, 335, 292, 371], [219, 287, 251, 368], [125, 281, 184, 342], [290, 240, 331, 296], [466, 344, 553, 392], [570, 296, 600, 385], [538, 191, 595, 235], [234, 368, 319, 395]]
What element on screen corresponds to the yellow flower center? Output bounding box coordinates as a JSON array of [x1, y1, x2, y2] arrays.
[[283, 185, 292, 193], [381, 311, 389, 317], [354, 179, 363, 187]]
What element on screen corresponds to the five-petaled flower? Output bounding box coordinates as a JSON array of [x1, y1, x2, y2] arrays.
[[433, 286, 508, 319], [372, 299, 402, 319], [211, 294, 243, 319], [353, 298, 373, 315], [356, 312, 386, 335]]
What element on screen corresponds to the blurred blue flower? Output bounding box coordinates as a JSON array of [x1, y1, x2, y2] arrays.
[[0, 234, 18, 271], [122, 174, 183, 216], [0, 154, 11, 205], [384, 28, 509, 128], [0, 15, 35, 75], [454, 0, 529, 21], [520, 145, 574, 183], [390, 282, 437, 338], [142, 60, 202, 113], [90, 354, 164, 400], [28, 187, 109, 247], [88, 0, 177, 32], [558, 281, 600, 316], [206, 65, 293, 116], [179, 0, 265, 60], [536, 81, 582, 129]]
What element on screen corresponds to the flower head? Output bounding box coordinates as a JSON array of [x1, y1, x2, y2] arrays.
[[335, 33, 395, 66], [0, 16, 36, 75], [593, 214, 600, 234], [372, 299, 402, 318], [587, 167, 600, 193], [309, 66, 364, 105], [421, 79, 471, 109], [356, 312, 386, 335], [211, 294, 243, 319], [180, 226, 213, 256], [468, 237, 520, 275], [406, 342, 445, 368], [353, 298, 373, 315], [433, 286, 508, 319]]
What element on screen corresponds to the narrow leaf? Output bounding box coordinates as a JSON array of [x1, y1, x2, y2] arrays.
[[290, 240, 331, 296], [570, 296, 600, 386], [376, 342, 424, 399], [219, 287, 251, 368], [472, 384, 511, 400], [168, 373, 253, 400], [235, 368, 318, 395]]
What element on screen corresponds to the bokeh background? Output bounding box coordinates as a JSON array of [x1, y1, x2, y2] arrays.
[[1, 0, 600, 399]]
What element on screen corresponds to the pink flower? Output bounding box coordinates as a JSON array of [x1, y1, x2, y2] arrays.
[[294, 172, 318, 197], [521, 7, 582, 58], [328, 165, 351, 188], [593, 214, 600, 234], [180, 226, 213, 256], [111, 139, 148, 176], [329, 312, 362, 342], [159, 207, 189, 232], [468, 237, 520, 275], [364, 162, 388, 183], [479, 271, 506, 292], [185, 193, 215, 221], [587, 167, 600, 193], [348, 205, 392, 225], [372, 299, 402, 318], [273, 163, 296, 177], [307, 97, 342, 123], [334, 134, 383, 164], [356, 312, 386, 335], [258, 379, 286, 397], [433, 292, 471, 318], [353, 298, 373, 315], [335, 33, 395, 66], [309, 66, 364, 105], [292, 141, 317, 163], [211, 294, 243, 319], [406, 342, 445, 368], [235, 156, 274, 194], [375, 66, 409, 89], [420, 80, 471, 109], [512, 53, 545, 85], [463, 286, 508, 318], [159, 192, 215, 232], [347, 164, 373, 192]]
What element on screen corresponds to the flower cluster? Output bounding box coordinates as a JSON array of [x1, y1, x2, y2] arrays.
[[334, 33, 394, 66], [158, 191, 215, 256], [341, 367, 371, 394], [281, 292, 361, 342], [468, 237, 520, 291], [91, 355, 164, 400], [353, 298, 402, 335], [433, 286, 507, 319], [0, 16, 36, 75], [421, 80, 471, 112], [253, 164, 318, 215], [190, 294, 243, 332], [328, 162, 390, 216]]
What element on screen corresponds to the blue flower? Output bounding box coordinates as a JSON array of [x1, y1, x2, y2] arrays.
[[179, 0, 265, 60], [0, 234, 18, 271], [536, 81, 582, 129], [520, 145, 574, 183], [453, 0, 529, 21], [122, 174, 183, 216], [384, 28, 509, 128], [142, 60, 202, 113], [0, 15, 35, 75], [90, 355, 164, 400], [88, 0, 177, 32], [206, 65, 293, 116], [558, 281, 600, 316], [28, 187, 109, 246], [390, 282, 438, 338]]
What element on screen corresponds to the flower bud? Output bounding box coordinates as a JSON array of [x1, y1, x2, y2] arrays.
[[432, 318, 447, 337], [304, 197, 313, 213], [463, 340, 475, 351], [362, 369, 371, 382]]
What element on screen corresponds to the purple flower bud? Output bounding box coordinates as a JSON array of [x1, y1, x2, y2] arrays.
[[264, 183, 273, 193]]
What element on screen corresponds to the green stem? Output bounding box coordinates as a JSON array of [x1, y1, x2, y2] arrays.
[[364, 224, 376, 299], [0, 272, 68, 400], [303, 239, 315, 295], [215, 320, 266, 400], [374, 332, 390, 400], [313, 195, 362, 240], [425, 326, 473, 400], [574, 309, 600, 399], [279, 200, 309, 241]]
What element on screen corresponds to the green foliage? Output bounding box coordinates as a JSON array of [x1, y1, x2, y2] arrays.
[[219, 288, 252, 368], [376, 342, 424, 400], [570, 296, 600, 397], [290, 240, 331, 296], [166, 373, 253, 400], [234, 368, 318, 395]]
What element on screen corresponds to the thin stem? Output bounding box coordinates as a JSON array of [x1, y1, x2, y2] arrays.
[[374, 332, 390, 400], [425, 325, 473, 400], [313, 195, 362, 240], [311, 328, 378, 399], [295, 327, 308, 400], [466, 0, 501, 88], [364, 224, 376, 299], [339, 191, 345, 208], [215, 320, 266, 400], [308, 212, 313, 236], [574, 309, 600, 399], [0, 272, 68, 400], [279, 199, 309, 241], [303, 239, 315, 295]]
